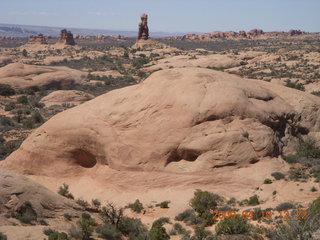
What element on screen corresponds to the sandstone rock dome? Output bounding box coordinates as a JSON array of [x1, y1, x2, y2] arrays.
[[0, 63, 87, 89], [1, 68, 320, 176]]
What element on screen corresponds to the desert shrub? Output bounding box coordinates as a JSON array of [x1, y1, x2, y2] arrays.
[[132, 56, 150, 68], [216, 215, 251, 235], [63, 213, 72, 221], [31, 111, 43, 123], [297, 138, 320, 159], [48, 231, 69, 240], [69, 225, 82, 239], [288, 168, 303, 181], [4, 102, 15, 111], [0, 233, 7, 240], [76, 199, 89, 208], [58, 183, 74, 199], [44, 228, 56, 236], [0, 83, 15, 96], [92, 198, 101, 208], [311, 91, 320, 96], [22, 49, 28, 57], [248, 195, 260, 206], [156, 200, 170, 208], [149, 221, 170, 240], [190, 190, 219, 215], [118, 217, 148, 240], [127, 199, 143, 213], [100, 202, 124, 228], [275, 202, 295, 211], [175, 209, 194, 221], [0, 115, 14, 127], [12, 201, 37, 224], [17, 95, 28, 104], [77, 213, 97, 240], [190, 189, 219, 225], [154, 217, 171, 224], [96, 223, 122, 240], [191, 225, 215, 240], [284, 80, 305, 91], [22, 117, 34, 129], [310, 186, 318, 192], [264, 178, 273, 184], [227, 197, 237, 205], [172, 223, 189, 235], [282, 155, 299, 163], [0, 140, 22, 160], [175, 209, 203, 226], [272, 172, 286, 180]]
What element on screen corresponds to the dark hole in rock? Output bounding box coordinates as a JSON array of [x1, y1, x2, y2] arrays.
[[71, 149, 97, 168], [249, 158, 259, 164]]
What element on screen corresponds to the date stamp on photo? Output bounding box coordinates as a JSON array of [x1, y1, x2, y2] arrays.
[[211, 210, 307, 220]]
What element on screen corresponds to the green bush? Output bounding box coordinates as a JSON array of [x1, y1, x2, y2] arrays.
[[127, 199, 143, 213], [175, 209, 203, 226], [0, 83, 15, 96], [13, 201, 37, 224], [96, 224, 122, 240], [191, 225, 214, 240], [156, 201, 170, 208], [58, 183, 74, 199], [149, 221, 170, 240], [0, 233, 7, 240], [285, 80, 305, 91], [248, 195, 260, 206], [264, 178, 273, 184], [297, 138, 320, 159], [216, 215, 251, 235], [48, 231, 69, 240], [172, 223, 189, 235], [77, 213, 97, 240], [190, 190, 219, 215], [17, 95, 29, 104], [175, 209, 194, 221], [92, 198, 101, 208], [31, 111, 43, 124], [44, 228, 55, 236], [275, 202, 295, 211], [4, 102, 15, 111], [22, 117, 35, 129], [288, 168, 303, 181], [118, 217, 148, 240], [272, 172, 286, 180]]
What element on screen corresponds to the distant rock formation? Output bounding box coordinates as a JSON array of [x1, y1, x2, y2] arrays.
[[138, 13, 149, 40], [289, 29, 304, 36], [27, 34, 48, 44], [57, 29, 76, 45], [182, 29, 311, 41]]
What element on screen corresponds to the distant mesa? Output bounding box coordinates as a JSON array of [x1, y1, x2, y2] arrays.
[[57, 29, 76, 46], [182, 29, 309, 41], [27, 33, 48, 45]]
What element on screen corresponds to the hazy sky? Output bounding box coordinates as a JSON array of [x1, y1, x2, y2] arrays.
[[1, 0, 319, 33]]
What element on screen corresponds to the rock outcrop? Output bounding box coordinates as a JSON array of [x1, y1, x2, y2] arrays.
[[182, 29, 311, 41], [27, 34, 48, 45], [0, 63, 87, 89], [40, 90, 94, 107], [138, 13, 149, 40], [0, 168, 82, 218], [2, 68, 320, 176], [57, 29, 76, 45]]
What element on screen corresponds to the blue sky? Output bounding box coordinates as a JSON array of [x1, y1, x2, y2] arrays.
[[1, 0, 319, 33]]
